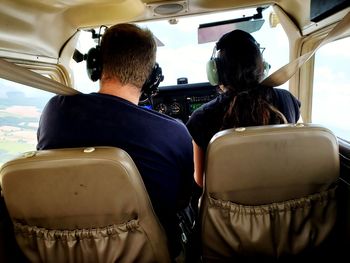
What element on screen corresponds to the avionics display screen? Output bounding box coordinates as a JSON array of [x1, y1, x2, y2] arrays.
[[190, 102, 203, 113]]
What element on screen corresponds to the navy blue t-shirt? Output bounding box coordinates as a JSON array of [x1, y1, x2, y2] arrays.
[[186, 88, 301, 151], [37, 92, 194, 255]]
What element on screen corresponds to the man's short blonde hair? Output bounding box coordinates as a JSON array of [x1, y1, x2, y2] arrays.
[[100, 23, 157, 88]]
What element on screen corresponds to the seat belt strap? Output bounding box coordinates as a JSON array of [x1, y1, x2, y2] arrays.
[[262, 10, 350, 87]]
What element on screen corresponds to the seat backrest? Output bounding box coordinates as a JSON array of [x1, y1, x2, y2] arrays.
[[0, 147, 170, 263], [200, 124, 339, 260]]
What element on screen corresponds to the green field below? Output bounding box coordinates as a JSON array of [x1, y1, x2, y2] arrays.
[[0, 141, 36, 167], [0, 141, 36, 153]]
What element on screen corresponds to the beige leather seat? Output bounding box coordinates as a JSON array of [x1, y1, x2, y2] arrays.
[[200, 124, 339, 261], [0, 147, 170, 263]]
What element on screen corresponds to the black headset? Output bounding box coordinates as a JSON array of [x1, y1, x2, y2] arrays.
[[141, 62, 164, 96], [86, 45, 101, 82], [85, 27, 164, 98]]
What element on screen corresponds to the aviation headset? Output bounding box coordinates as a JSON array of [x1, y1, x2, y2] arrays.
[[206, 30, 270, 86], [86, 27, 164, 97]]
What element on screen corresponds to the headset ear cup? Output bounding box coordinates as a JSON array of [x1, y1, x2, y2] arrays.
[[206, 59, 219, 86], [141, 63, 164, 97], [86, 46, 101, 82]]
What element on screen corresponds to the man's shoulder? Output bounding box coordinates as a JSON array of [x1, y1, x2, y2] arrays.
[[147, 109, 189, 131], [47, 93, 142, 112], [42, 94, 93, 114], [46, 93, 90, 105]]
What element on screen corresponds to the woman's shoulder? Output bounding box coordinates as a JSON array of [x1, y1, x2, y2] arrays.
[[188, 93, 230, 129], [273, 87, 291, 97], [271, 88, 301, 123], [200, 93, 229, 112], [272, 88, 301, 107], [189, 93, 226, 121]]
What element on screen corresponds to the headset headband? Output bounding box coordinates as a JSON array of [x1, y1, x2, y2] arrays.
[[216, 29, 260, 51]]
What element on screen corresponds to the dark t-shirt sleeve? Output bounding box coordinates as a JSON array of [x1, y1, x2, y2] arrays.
[[37, 95, 83, 150], [37, 95, 62, 150]]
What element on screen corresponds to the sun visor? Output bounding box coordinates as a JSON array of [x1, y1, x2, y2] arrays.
[[198, 19, 265, 44]]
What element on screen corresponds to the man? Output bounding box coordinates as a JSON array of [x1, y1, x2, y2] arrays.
[[37, 23, 195, 258]]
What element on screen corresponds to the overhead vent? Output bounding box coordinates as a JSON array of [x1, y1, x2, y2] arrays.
[[146, 1, 188, 17]]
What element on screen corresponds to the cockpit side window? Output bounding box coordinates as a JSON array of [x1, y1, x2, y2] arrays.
[[312, 36, 350, 141], [0, 79, 53, 166]]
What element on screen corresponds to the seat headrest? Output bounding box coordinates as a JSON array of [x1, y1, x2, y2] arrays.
[[205, 124, 339, 204], [0, 147, 152, 229]]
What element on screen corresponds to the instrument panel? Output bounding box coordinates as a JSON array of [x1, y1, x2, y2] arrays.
[[140, 82, 219, 123]]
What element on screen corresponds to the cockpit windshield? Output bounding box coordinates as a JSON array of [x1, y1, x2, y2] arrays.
[[72, 6, 289, 92]]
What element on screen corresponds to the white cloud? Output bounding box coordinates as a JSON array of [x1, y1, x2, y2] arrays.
[[2, 106, 41, 118]]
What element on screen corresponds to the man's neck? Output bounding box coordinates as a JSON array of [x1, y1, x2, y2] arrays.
[[98, 78, 141, 105]]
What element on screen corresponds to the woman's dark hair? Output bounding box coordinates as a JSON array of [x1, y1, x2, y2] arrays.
[[216, 30, 285, 129]]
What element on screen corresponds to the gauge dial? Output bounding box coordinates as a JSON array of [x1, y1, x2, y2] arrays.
[[170, 102, 181, 114], [155, 103, 167, 114]]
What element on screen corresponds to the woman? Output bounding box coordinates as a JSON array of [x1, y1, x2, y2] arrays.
[[186, 29, 301, 187]]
